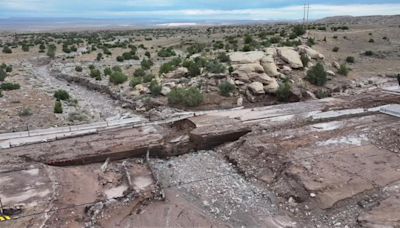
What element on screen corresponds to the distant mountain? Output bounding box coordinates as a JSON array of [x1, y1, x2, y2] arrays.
[[316, 15, 400, 25]]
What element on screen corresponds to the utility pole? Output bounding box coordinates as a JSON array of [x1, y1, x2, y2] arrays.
[[303, 2, 306, 27]]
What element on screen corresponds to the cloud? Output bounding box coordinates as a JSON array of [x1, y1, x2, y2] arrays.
[[98, 4, 400, 20]]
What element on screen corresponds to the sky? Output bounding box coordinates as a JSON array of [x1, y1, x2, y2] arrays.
[[0, 0, 400, 21]]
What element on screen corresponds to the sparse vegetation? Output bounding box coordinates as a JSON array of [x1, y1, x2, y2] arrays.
[[168, 87, 203, 107], [337, 64, 350, 76], [109, 71, 128, 85], [218, 81, 235, 97], [306, 62, 327, 86], [346, 56, 355, 63], [0, 82, 20, 90], [276, 81, 291, 102], [332, 46, 339, 52], [54, 90, 70, 101], [54, 100, 63, 113]]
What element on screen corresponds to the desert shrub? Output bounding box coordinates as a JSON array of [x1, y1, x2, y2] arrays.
[[4, 65, 11, 73], [269, 36, 281, 44], [213, 41, 224, 50], [307, 37, 315, 46], [244, 34, 254, 44], [159, 57, 182, 75], [89, 65, 95, 70], [143, 74, 155, 83], [90, 69, 101, 80], [368, 39, 375, 43], [134, 68, 146, 77], [218, 81, 235, 97], [364, 50, 374, 56], [187, 43, 206, 55], [19, 107, 33, 117], [2, 46, 12, 54], [116, 56, 124, 62], [112, 66, 122, 72], [228, 66, 234, 75], [217, 52, 230, 63], [346, 56, 355, 63], [96, 53, 103, 61], [22, 45, 30, 52], [0, 82, 20, 90], [145, 51, 151, 58], [54, 89, 70, 100], [293, 25, 306, 36], [141, 58, 154, 70], [0, 68, 6, 81], [158, 47, 176, 57], [149, 80, 162, 96], [75, 66, 83, 72], [332, 46, 339, 52], [0, 90, 2, 97], [306, 62, 327, 86], [183, 60, 201, 77], [168, 87, 203, 107], [276, 81, 291, 102], [300, 53, 310, 67], [103, 67, 112, 76], [54, 100, 63, 114], [242, 45, 254, 52], [47, 44, 56, 58], [130, 77, 142, 88], [109, 71, 127, 85], [333, 35, 338, 39], [206, 60, 226, 74], [337, 64, 349, 76]]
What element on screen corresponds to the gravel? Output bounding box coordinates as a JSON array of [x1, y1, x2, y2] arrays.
[[151, 150, 278, 226]]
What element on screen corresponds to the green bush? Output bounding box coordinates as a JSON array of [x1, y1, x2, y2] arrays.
[[306, 62, 327, 86], [54, 100, 63, 114], [365, 50, 374, 56], [307, 37, 315, 46], [187, 43, 206, 55], [168, 87, 203, 107], [0, 82, 20, 90], [96, 53, 103, 61], [158, 47, 176, 57], [141, 58, 154, 70], [54, 89, 70, 100], [332, 47, 339, 52], [159, 57, 182, 75], [217, 52, 230, 63], [244, 34, 254, 44], [346, 56, 355, 63], [206, 60, 226, 74], [0, 90, 2, 97], [130, 77, 142, 88], [47, 44, 56, 58], [22, 45, 30, 52], [293, 25, 306, 36], [2, 46, 12, 54], [0, 68, 6, 81], [183, 60, 201, 77], [5, 65, 12, 73], [116, 56, 124, 62], [143, 74, 155, 83], [75, 66, 83, 72], [104, 67, 112, 76], [337, 64, 349, 76], [112, 66, 122, 72], [109, 71, 128, 85], [276, 81, 291, 102], [149, 80, 162, 96], [218, 81, 235, 97], [134, 68, 146, 77], [90, 69, 101, 80], [368, 39, 375, 43]]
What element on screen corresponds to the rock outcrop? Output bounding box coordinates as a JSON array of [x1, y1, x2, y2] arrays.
[[277, 47, 304, 69], [229, 51, 265, 64]]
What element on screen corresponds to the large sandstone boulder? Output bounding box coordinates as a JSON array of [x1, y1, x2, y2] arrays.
[[232, 63, 265, 82], [298, 45, 325, 60], [261, 55, 280, 77], [229, 51, 265, 64], [277, 47, 303, 69], [263, 79, 279, 94], [247, 82, 265, 95], [264, 47, 277, 56], [164, 67, 188, 78]]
